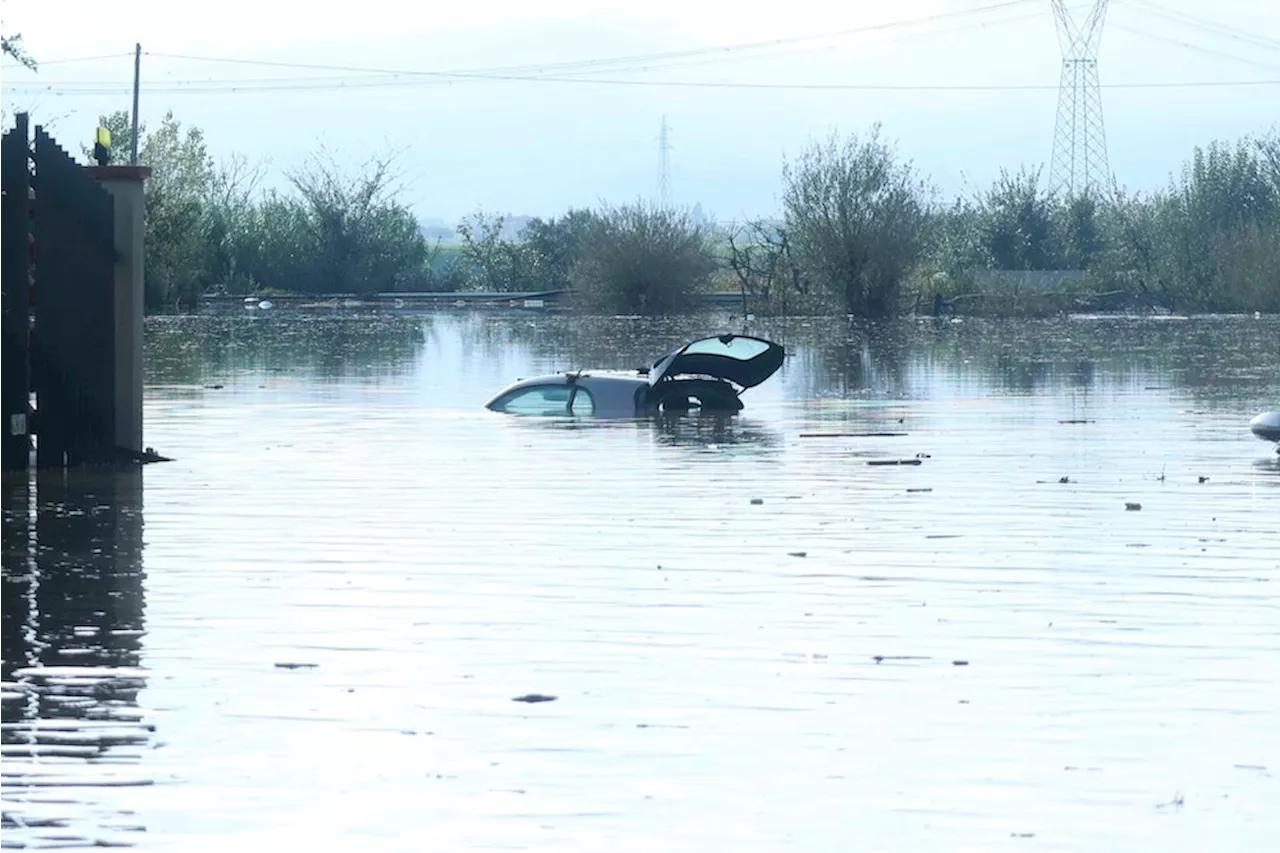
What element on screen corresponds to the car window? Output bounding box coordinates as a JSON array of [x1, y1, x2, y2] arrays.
[[492, 384, 573, 415], [682, 336, 771, 360], [570, 387, 596, 416]]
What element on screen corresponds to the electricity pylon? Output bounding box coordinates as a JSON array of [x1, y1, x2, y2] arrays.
[[1049, 0, 1110, 197], [656, 116, 672, 209]]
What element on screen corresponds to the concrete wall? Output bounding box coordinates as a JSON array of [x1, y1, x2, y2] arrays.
[[85, 165, 151, 455]]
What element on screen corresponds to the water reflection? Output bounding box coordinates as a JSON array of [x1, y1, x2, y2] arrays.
[[149, 311, 1280, 409], [1, 470, 150, 848], [509, 413, 784, 452], [650, 413, 784, 452], [146, 313, 430, 386]]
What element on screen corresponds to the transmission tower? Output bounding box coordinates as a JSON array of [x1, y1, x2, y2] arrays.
[[656, 116, 673, 209], [1049, 0, 1110, 198]]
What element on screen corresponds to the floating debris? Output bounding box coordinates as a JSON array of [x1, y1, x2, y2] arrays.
[[1059, 419, 1095, 424], [512, 694, 557, 704], [799, 432, 907, 438], [1198, 476, 1209, 483], [872, 655, 931, 664], [1125, 502, 1142, 511], [1059, 476, 1071, 484], [868, 459, 923, 467], [750, 498, 764, 505], [906, 487, 933, 493], [273, 662, 318, 670], [952, 660, 970, 666], [788, 551, 808, 558]]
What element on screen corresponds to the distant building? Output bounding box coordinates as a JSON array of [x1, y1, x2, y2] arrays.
[[421, 225, 457, 242]]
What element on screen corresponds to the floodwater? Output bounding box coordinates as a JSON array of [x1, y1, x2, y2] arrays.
[[3, 312, 1278, 852]]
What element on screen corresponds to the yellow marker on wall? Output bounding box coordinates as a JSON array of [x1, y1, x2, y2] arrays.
[[93, 127, 112, 166]]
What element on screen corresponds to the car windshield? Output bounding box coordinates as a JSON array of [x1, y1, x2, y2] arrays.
[[492, 384, 572, 416]]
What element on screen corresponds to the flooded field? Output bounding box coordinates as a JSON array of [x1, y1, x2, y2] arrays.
[[3, 312, 1278, 852]]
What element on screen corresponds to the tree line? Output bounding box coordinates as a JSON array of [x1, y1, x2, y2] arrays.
[[92, 110, 1278, 315]]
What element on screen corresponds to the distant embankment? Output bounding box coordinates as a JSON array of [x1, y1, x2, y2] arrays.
[[198, 290, 748, 312]]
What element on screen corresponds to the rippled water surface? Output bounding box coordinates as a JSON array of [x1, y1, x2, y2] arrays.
[[4, 312, 1279, 852]]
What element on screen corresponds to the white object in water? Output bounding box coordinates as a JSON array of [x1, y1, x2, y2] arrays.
[[1249, 411, 1280, 443], [258, 300, 274, 310]]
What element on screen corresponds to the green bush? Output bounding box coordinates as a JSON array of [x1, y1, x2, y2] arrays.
[[781, 126, 932, 316], [570, 203, 716, 314]]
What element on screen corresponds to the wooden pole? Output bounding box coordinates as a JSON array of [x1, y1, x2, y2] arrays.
[[130, 44, 141, 165]]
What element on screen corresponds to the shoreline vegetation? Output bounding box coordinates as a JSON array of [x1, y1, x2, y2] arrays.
[[90, 110, 1279, 317]]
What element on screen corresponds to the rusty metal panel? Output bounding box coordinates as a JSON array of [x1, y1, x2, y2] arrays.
[[1, 114, 32, 472], [32, 126, 117, 468]]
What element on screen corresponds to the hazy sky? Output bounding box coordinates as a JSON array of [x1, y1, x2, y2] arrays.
[[3, 0, 1278, 223]]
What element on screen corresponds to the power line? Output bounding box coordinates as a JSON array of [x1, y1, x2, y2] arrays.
[[1122, 0, 1280, 54], [3, 6, 1048, 93], [4, 77, 1276, 96], [0, 51, 133, 67], [136, 0, 1040, 82], [447, 5, 1049, 82], [1110, 21, 1280, 74]]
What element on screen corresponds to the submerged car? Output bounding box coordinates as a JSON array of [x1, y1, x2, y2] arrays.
[[1251, 411, 1280, 451], [484, 334, 785, 418]]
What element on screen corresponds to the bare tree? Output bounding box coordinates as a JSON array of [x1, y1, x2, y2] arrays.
[[725, 219, 808, 314]]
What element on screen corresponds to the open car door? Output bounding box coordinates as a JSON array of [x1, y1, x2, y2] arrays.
[[648, 334, 785, 392]]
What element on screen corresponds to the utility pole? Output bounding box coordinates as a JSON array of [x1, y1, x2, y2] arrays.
[[130, 43, 141, 165], [1049, 1, 1110, 198], [656, 116, 672, 210]]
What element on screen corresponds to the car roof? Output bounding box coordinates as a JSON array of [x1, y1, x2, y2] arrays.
[[483, 371, 649, 413], [493, 371, 648, 390]]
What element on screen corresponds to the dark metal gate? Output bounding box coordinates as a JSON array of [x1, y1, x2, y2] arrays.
[[33, 127, 118, 468], [1, 115, 32, 470], [2, 115, 119, 472]]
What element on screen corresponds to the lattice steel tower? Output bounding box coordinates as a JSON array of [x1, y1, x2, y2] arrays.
[[656, 116, 673, 209], [1049, 0, 1110, 197]]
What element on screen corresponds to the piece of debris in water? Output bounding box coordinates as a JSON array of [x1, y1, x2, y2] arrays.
[[788, 551, 807, 558], [1059, 476, 1071, 484], [1198, 476, 1209, 483], [798, 432, 908, 438], [953, 660, 970, 666], [868, 459, 923, 467], [906, 487, 932, 493], [750, 498, 764, 505], [274, 662, 318, 670], [1059, 419, 1095, 424], [1125, 502, 1142, 511], [512, 693, 557, 703]]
